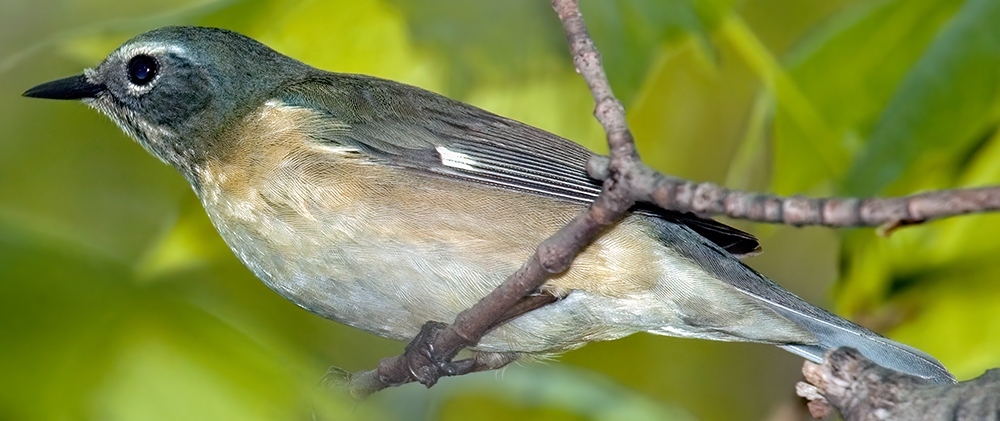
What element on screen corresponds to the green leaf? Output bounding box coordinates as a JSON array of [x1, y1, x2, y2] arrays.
[[628, 36, 758, 182], [721, 13, 847, 194], [766, 0, 961, 194], [845, 0, 1000, 196]]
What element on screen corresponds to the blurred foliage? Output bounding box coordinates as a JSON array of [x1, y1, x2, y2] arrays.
[[2, 0, 999, 420]]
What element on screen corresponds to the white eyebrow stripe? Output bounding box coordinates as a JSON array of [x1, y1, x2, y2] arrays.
[[436, 146, 477, 171]]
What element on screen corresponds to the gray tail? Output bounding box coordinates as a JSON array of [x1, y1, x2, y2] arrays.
[[657, 221, 955, 384], [771, 305, 956, 384]]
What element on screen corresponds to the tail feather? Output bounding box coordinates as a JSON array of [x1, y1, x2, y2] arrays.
[[658, 221, 956, 384], [771, 306, 955, 384]]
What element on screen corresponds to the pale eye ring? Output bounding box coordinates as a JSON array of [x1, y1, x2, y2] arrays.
[[128, 55, 158, 86]]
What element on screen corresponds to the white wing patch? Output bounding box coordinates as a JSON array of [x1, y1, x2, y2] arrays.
[[436, 146, 477, 171]]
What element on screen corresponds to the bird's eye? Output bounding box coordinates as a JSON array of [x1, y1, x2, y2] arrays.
[[127, 55, 158, 86]]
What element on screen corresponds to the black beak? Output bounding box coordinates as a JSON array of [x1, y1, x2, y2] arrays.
[[23, 75, 105, 100]]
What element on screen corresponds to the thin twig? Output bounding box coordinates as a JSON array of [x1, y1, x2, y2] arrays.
[[589, 156, 1000, 234]]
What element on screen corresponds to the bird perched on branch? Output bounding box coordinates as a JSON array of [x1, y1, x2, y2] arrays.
[[24, 26, 954, 384]]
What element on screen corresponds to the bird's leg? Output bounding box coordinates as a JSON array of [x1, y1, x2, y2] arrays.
[[326, 293, 558, 399], [449, 351, 521, 374], [397, 320, 454, 387], [387, 293, 559, 388]]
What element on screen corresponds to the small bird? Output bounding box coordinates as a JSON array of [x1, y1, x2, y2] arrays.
[[24, 26, 954, 383]]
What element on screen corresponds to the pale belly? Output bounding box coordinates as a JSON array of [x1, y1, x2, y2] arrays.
[[202, 191, 665, 354], [194, 154, 809, 355]]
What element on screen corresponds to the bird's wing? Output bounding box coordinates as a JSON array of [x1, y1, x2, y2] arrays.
[[278, 74, 760, 257]]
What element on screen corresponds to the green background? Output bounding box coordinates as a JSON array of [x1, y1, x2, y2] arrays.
[[3, 0, 999, 420]]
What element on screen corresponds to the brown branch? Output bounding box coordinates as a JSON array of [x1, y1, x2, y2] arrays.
[[327, 0, 640, 398], [591, 155, 1000, 234], [797, 347, 1000, 421]]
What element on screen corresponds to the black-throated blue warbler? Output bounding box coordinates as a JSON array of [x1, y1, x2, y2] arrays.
[[23, 26, 955, 383]]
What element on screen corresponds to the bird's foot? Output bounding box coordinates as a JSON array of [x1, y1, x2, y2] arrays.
[[380, 321, 464, 388]]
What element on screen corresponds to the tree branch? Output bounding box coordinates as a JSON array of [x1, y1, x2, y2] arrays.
[[589, 160, 1000, 234], [797, 347, 1000, 421]]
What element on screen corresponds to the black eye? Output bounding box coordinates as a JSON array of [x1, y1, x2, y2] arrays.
[[128, 55, 158, 86]]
